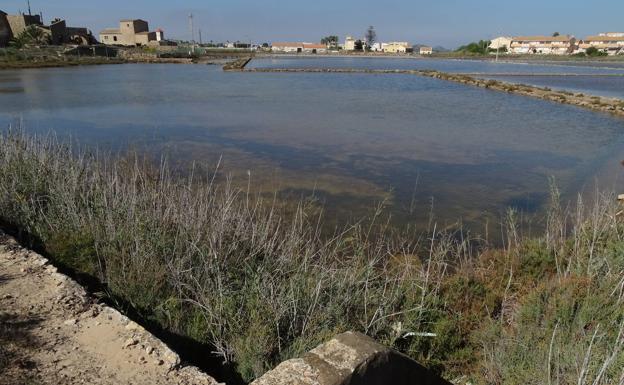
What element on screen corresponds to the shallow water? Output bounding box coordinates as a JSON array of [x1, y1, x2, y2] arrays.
[[249, 56, 624, 75], [1, 62, 623, 233], [480, 75, 624, 99]]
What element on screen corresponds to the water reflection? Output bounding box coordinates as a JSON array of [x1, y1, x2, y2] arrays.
[[1, 63, 623, 233]]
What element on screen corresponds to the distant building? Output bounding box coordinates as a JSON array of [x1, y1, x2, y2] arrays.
[[489, 36, 512, 51], [382, 42, 411, 54], [1, 12, 94, 46], [509, 35, 576, 55], [344, 36, 357, 51], [370, 42, 383, 52], [579, 33, 624, 55], [271, 42, 304, 53], [419, 46, 433, 55], [303, 43, 327, 54], [0, 10, 10, 46], [271, 42, 327, 53], [99, 19, 159, 46]]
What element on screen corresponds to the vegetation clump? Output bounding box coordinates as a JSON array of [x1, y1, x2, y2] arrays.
[[0, 131, 623, 384]]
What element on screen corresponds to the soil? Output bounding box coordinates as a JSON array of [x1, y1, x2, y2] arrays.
[[0, 231, 220, 385]]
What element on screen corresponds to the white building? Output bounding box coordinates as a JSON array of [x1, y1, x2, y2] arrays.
[[382, 42, 411, 53], [489, 36, 512, 51], [509, 35, 576, 55], [271, 42, 327, 53], [419, 46, 433, 55], [579, 33, 624, 55], [370, 42, 383, 52], [344, 36, 357, 51]]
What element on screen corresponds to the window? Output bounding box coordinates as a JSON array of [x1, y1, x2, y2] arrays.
[[113, 36, 117, 41]]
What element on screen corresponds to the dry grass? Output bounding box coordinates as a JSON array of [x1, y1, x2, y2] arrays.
[[0, 130, 622, 384]]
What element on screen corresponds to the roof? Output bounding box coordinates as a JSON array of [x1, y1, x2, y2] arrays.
[[303, 43, 326, 49], [0, 10, 6, 16], [272, 42, 304, 47], [584, 35, 624, 42], [420, 46, 433, 50], [100, 28, 121, 34], [512, 35, 574, 42], [579, 43, 624, 49], [120, 19, 146, 23]]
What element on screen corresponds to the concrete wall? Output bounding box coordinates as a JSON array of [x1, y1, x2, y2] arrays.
[[6, 14, 41, 37], [252, 332, 453, 385], [135, 32, 156, 46], [0, 12, 11, 46], [49, 19, 66, 45]]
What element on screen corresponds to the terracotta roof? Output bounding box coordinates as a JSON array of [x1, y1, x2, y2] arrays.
[[272, 42, 304, 47], [579, 43, 623, 49], [584, 35, 624, 42], [512, 35, 574, 42], [303, 43, 326, 49]]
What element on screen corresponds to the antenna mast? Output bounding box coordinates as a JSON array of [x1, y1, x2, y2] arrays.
[[188, 13, 194, 43], [27, 0, 32, 16]]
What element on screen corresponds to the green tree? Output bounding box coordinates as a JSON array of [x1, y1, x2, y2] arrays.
[[585, 46, 607, 57], [456, 40, 491, 55], [321, 35, 339, 48], [365, 26, 376, 50], [354, 39, 364, 51]]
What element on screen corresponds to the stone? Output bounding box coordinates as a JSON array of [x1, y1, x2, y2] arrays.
[[251, 331, 452, 385], [123, 338, 139, 348], [63, 319, 78, 326]]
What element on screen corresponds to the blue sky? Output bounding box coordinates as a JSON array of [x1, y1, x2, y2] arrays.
[[3, 0, 623, 48]]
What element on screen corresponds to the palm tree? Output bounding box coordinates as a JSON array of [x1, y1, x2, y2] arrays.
[[10, 25, 50, 48]]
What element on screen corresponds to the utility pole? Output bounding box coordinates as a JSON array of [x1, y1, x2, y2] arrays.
[[189, 13, 194, 43], [199, 29, 202, 45], [188, 13, 195, 54], [27, 0, 32, 16]]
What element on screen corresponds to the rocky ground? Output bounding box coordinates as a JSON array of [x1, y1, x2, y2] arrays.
[[0, 231, 220, 385]]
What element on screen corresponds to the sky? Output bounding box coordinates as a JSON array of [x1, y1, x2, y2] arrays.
[[3, 0, 623, 48]]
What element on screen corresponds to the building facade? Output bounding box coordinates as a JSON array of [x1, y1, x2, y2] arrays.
[[382, 42, 411, 53], [99, 19, 159, 46], [0, 11, 10, 46], [344, 36, 357, 51], [579, 33, 624, 55], [1, 12, 94, 46], [419, 46, 433, 55], [271, 42, 327, 53], [489, 36, 512, 50], [509, 35, 576, 55]]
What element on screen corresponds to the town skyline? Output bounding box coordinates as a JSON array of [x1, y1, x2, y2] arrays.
[[2, 0, 624, 48]]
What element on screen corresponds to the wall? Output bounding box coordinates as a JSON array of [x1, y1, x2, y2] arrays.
[[6, 14, 41, 37], [0, 12, 11, 46]]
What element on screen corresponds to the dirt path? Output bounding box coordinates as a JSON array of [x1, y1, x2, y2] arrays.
[[0, 231, 220, 385]]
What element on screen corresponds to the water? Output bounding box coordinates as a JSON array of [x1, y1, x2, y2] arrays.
[[249, 56, 624, 75], [480, 75, 624, 99], [1, 62, 623, 233], [251, 57, 624, 99]]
